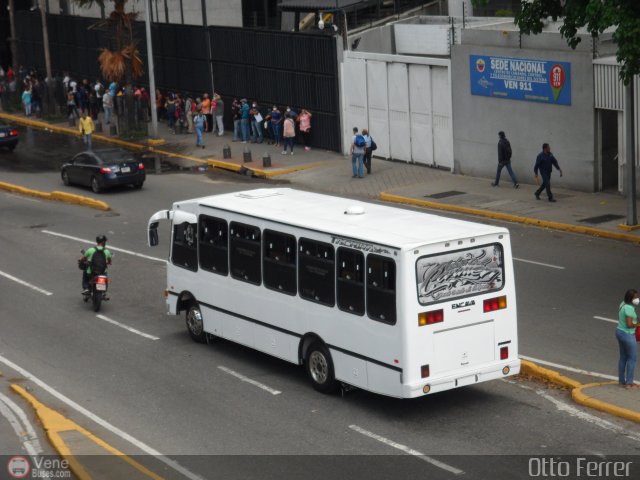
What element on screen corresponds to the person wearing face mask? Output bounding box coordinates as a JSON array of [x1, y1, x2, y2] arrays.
[[250, 101, 263, 143], [617, 289, 639, 388], [270, 106, 283, 147]]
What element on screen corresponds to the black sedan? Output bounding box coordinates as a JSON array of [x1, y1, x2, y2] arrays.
[[61, 148, 146, 193], [0, 120, 19, 151]]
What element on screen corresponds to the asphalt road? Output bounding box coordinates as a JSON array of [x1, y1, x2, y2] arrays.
[[1, 131, 639, 479]]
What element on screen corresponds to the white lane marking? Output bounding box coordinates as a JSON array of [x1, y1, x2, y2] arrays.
[[96, 314, 160, 341], [505, 380, 640, 443], [0, 395, 43, 456], [349, 424, 464, 475], [0, 269, 53, 296], [520, 355, 619, 382], [5, 192, 41, 203], [0, 392, 44, 455], [217, 366, 282, 395], [594, 316, 618, 324], [0, 354, 205, 480], [513, 257, 565, 270], [41, 230, 165, 263]]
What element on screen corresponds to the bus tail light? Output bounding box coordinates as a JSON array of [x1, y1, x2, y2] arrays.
[[418, 309, 443, 326], [421, 364, 430, 378], [484, 295, 507, 312], [500, 346, 509, 360]]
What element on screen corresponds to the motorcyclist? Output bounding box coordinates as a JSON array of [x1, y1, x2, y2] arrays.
[[80, 235, 112, 295]]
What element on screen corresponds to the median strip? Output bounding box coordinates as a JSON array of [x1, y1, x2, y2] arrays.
[[0, 181, 110, 211], [11, 384, 164, 480]]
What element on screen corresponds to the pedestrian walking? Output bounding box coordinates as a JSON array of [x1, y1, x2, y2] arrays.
[[297, 108, 312, 151], [193, 108, 207, 149], [282, 114, 296, 155], [362, 128, 373, 174], [616, 289, 639, 388], [492, 131, 519, 188], [78, 111, 95, 150], [67, 89, 78, 119], [214, 94, 224, 136], [534, 143, 563, 202], [350, 127, 366, 178]]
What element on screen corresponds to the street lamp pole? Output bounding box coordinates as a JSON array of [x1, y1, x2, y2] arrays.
[[144, 0, 158, 139], [624, 82, 637, 226], [8, 0, 18, 71], [38, 0, 53, 81]]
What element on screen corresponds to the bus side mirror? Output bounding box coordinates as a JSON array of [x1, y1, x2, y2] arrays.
[[149, 222, 159, 246]]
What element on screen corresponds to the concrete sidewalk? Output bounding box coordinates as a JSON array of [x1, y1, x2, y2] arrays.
[[1, 111, 639, 429]]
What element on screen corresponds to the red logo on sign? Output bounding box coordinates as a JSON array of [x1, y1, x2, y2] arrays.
[[550, 64, 565, 89], [476, 58, 485, 73]]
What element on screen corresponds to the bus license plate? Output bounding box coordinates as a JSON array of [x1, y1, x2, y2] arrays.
[[121, 166, 131, 173], [96, 283, 107, 291]]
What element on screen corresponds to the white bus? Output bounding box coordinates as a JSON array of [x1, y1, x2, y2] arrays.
[[148, 188, 519, 398]]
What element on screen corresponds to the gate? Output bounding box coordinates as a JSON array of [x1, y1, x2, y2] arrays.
[[341, 51, 453, 170]]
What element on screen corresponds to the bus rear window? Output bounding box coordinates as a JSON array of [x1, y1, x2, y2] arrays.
[[416, 243, 504, 306]]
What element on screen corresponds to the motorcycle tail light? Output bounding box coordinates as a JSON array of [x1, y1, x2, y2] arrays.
[[97, 277, 107, 284]]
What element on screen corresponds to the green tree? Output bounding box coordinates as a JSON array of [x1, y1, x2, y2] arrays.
[[73, 0, 144, 132], [473, 0, 640, 84]]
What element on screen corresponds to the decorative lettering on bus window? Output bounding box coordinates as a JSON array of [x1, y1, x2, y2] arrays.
[[330, 236, 393, 255], [416, 244, 504, 306], [172, 222, 198, 271]]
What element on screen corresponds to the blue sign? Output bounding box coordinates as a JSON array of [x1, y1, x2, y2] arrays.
[[470, 55, 571, 106]]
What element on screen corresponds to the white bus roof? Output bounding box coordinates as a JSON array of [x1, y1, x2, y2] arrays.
[[180, 188, 507, 250]]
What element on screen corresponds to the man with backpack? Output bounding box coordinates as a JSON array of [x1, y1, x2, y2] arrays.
[[492, 131, 519, 188], [80, 235, 112, 295], [350, 127, 366, 178]]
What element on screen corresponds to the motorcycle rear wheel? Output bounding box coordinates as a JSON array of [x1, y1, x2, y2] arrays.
[[92, 289, 102, 312]]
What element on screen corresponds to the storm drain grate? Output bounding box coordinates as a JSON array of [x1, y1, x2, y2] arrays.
[[426, 190, 466, 199], [578, 214, 625, 224]]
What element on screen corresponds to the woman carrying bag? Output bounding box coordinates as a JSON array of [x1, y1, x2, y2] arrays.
[[617, 289, 639, 388]]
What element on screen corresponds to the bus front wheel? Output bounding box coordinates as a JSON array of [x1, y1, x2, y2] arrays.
[[305, 342, 337, 394], [185, 304, 206, 343]]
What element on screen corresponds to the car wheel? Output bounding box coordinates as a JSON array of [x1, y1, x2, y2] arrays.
[[91, 176, 101, 193], [8, 144, 16, 152], [62, 171, 70, 186], [185, 304, 206, 343], [305, 341, 338, 394], [133, 181, 144, 189]]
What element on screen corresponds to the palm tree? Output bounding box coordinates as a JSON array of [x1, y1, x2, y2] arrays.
[[73, 0, 144, 133]]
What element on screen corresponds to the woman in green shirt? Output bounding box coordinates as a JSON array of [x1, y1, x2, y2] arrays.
[[617, 289, 639, 388]]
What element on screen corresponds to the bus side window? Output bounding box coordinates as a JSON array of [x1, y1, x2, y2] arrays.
[[229, 222, 261, 285], [263, 230, 296, 295], [298, 238, 335, 307], [172, 221, 198, 272], [199, 215, 228, 276], [366, 255, 396, 325], [337, 247, 365, 316]]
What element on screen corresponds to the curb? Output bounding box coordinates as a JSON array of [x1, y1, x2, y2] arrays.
[[380, 192, 640, 245], [520, 360, 640, 424], [0, 181, 110, 211], [11, 384, 162, 480], [572, 382, 640, 424], [207, 159, 324, 178]]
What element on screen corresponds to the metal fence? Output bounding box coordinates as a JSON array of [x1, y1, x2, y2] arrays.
[[14, 11, 341, 151]]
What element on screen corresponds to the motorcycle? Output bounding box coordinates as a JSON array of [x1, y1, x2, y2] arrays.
[[79, 249, 110, 312]]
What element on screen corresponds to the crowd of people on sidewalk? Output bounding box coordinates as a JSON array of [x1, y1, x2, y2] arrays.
[[0, 64, 49, 117]]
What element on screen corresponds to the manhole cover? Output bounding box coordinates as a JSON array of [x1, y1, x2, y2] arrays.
[[578, 214, 624, 224], [425, 191, 466, 199]]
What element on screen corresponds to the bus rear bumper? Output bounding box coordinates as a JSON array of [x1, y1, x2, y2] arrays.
[[402, 359, 521, 398]]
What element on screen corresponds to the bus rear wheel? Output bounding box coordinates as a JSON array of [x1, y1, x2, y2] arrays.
[[185, 304, 206, 343], [305, 342, 337, 394]]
